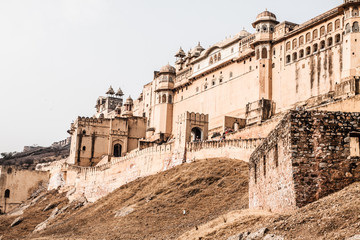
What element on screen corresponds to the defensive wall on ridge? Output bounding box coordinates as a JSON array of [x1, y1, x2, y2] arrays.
[[63, 138, 262, 202], [186, 138, 263, 162]]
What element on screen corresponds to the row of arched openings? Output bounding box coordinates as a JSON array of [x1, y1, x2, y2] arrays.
[[345, 22, 360, 34], [286, 34, 341, 64], [158, 94, 173, 104], [286, 19, 341, 51], [256, 48, 268, 60], [209, 52, 221, 65]]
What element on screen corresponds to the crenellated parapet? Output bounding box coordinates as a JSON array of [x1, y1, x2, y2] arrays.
[[187, 138, 263, 152]]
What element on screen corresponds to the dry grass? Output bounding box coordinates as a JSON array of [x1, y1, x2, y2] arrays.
[[1, 158, 359, 240]]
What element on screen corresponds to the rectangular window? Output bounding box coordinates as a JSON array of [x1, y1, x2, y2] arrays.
[[254, 163, 257, 184], [350, 132, 360, 157], [263, 155, 266, 177], [274, 144, 279, 167]]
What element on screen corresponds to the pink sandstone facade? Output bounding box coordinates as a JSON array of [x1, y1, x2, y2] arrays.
[[51, 0, 360, 211]]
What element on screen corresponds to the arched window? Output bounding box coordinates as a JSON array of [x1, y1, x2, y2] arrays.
[[209, 56, 213, 64], [327, 23, 333, 33], [353, 7, 359, 17], [306, 46, 311, 55], [292, 52, 298, 61], [286, 42, 291, 51], [256, 49, 260, 60], [214, 54, 217, 62], [4, 189, 10, 199], [353, 22, 359, 32], [346, 23, 351, 34], [262, 24, 268, 32], [299, 49, 304, 58], [328, 37, 333, 47], [335, 34, 341, 43], [218, 52, 221, 60], [335, 19, 341, 30], [346, 9, 350, 18], [313, 29, 318, 39], [168, 95, 172, 104], [162, 94, 166, 103], [261, 48, 268, 59], [292, 39, 297, 49], [113, 144, 122, 157], [313, 43, 318, 53], [299, 36, 304, 46], [320, 26, 325, 36], [320, 40, 325, 49], [286, 55, 291, 63], [191, 127, 202, 142], [306, 32, 311, 43]]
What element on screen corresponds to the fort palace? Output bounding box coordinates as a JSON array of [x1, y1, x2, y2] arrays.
[[1, 0, 360, 214]]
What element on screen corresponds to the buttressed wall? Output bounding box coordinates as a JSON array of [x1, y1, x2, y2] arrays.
[[249, 110, 360, 213]]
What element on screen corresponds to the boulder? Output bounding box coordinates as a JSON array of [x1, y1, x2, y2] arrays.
[[227, 232, 250, 240], [115, 205, 135, 218], [347, 235, 360, 240], [10, 217, 23, 227], [245, 227, 268, 240], [263, 234, 285, 240], [43, 203, 57, 212]]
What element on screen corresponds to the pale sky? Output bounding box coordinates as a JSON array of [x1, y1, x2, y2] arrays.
[[0, 0, 340, 153]]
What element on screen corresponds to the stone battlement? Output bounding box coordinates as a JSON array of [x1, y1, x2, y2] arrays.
[[187, 138, 263, 152]]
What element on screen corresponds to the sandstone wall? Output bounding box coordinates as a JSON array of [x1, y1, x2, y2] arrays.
[[290, 111, 360, 207], [186, 139, 262, 162], [249, 114, 297, 213], [64, 144, 176, 202], [249, 110, 360, 213], [0, 166, 49, 213]]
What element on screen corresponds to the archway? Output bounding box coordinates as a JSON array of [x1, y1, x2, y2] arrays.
[[113, 144, 122, 157], [191, 127, 202, 142], [4, 189, 10, 199]]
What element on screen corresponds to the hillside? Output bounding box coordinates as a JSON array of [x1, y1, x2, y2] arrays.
[[0, 145, 69, 170], [0, 158, 249, 239], [0, 158, 359, 240]]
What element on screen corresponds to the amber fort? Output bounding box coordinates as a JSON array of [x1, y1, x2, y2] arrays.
[[1, 0, 360, 215]]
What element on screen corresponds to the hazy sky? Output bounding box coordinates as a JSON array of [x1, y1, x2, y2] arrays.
[[0, 0, 340, 153]]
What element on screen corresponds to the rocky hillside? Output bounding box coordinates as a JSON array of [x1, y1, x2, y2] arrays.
[[0, 158, 359, 240], [0, 145, 69, 170]]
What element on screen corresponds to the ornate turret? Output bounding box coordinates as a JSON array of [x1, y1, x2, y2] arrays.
[[175, 47, 186, 58], [159, 64, 176, 74], [191, 42, 205, 57], [116, 88, 124, 97], [115, 103, 122, 116], [252, 10, 279, 34], [106, 86, 115, 95], [122, 96, 134, 117]]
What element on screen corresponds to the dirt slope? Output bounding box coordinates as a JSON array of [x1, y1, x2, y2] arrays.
[[1, 158, 249, 240], [1, 158, 359, 240], [179, 182, 360, 240]]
